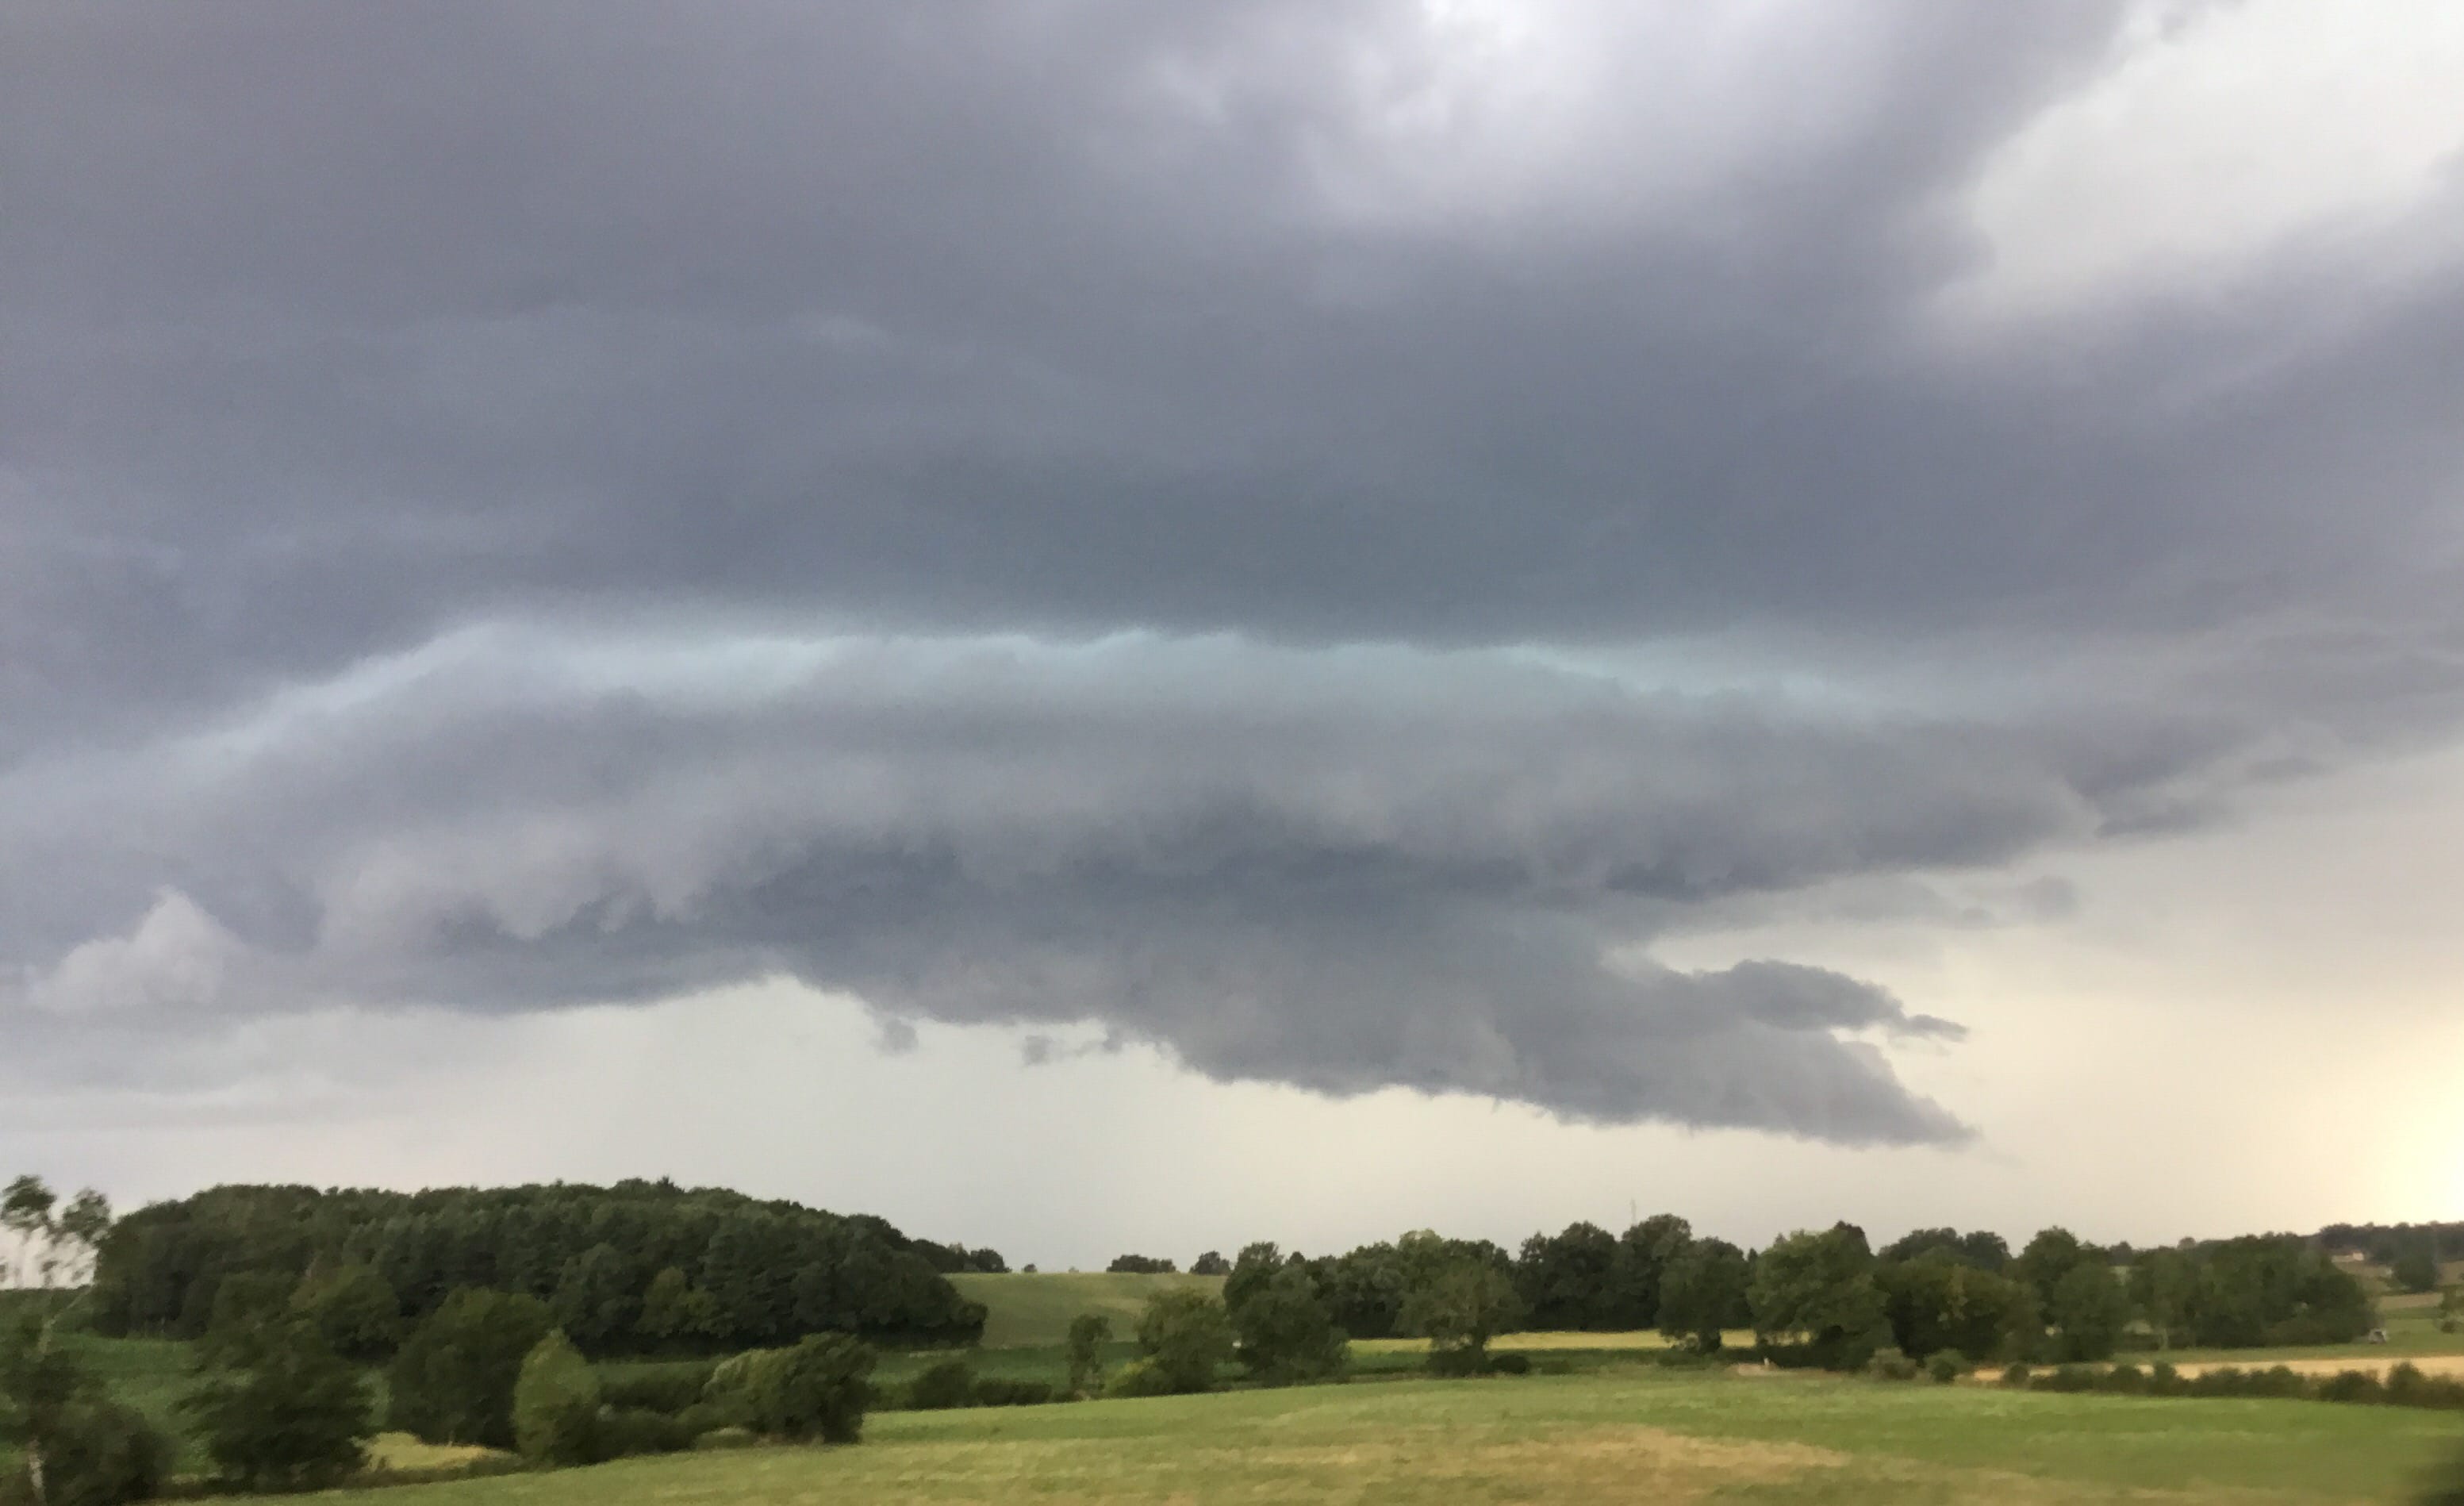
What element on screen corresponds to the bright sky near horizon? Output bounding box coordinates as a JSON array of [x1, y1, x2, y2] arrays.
[[4, 0, 2462, 1266]]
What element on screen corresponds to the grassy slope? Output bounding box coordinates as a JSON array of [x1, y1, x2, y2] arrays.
[[949, 1272, 1225, 1349], [224, 1369, 2464, 1505]]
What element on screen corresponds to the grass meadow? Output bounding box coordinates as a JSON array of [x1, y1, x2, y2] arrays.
[[946, 1270, 1225, 1348], [17, 1271, 2464, 1503], [234, 1368, 2464, 1505]]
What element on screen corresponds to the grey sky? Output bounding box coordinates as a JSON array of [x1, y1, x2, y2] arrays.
[[4, 1, 2462, 1248]]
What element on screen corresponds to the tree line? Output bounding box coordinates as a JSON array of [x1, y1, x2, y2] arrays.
[[1126, 1213, 2381, 1370], [86, 1181, 988, 1354]]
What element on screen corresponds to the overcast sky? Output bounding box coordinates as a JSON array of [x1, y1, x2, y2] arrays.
[[5, 0, 2462, 1267]]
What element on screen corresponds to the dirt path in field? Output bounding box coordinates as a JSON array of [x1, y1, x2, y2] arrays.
[[2157, 1354, 2464, 1380]]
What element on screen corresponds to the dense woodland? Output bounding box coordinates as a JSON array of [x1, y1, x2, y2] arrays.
[[86, 1181, 995, 1353]]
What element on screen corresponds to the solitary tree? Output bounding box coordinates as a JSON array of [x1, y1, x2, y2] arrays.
[[1401, 1258, 1523, 1375], [1228, 1263, 1347, 1384]]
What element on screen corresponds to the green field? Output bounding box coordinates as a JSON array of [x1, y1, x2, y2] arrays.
[[216, 1368, 2464, 1505], [949, 1271, 1225, 1349], [20, 1270, 2464, 1501]]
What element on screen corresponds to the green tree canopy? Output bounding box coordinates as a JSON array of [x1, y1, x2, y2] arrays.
[[1133, 1288, 1234, 1394], [511, 1331, 602, 1466], [385, 1287, 555, 1449], [1749, 1227, 1887, 1370], [1656, 1237, 1749, 1352], [1400, 1258, 1523, 1374], [182, 1319, 374, 1493], [1227, 1263, 1347, 1385]]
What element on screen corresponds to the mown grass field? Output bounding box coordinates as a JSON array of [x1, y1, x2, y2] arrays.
[[948, 1271, 1225, 1349], [226, 1368, 2464, 1505]]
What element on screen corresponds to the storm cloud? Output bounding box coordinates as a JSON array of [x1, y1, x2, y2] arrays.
[[5, 2, 2462, 1146]]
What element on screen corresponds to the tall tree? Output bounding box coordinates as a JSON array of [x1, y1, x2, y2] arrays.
[[1607, 1215, 1693, 1330], [1514, 1222, 1618, 1331], [1657, 1239, 1749, 1352], [1401, 1258, 1523, 1375], [183, 1319, 374, 1493], [1749, 1227, 1887, 1370], [1227, 1263, 1347, 1385]]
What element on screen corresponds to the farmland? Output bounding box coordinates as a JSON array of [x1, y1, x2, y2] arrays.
[[225, 1367, 2464, 1505]]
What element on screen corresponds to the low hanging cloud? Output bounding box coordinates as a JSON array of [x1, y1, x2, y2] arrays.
[[5, 2, 2463, 1150], [0, 627, 2297, 1144]]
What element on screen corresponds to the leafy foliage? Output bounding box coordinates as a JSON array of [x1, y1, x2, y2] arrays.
[[182, 1319, 374, 1493], [1749, 1227, 1887, 1370], [1063, 1313, 1111, 1397], [2, 1316, 170, 1506], [1132, 1289, 1234, 1394], [745, 1334, 874, 1443], [288, 1263, 401, 1362], [1226, 1263, 1347, 1385], [386, 1287, 555, 1448], [1657, 1238, 1750, 1351], [1878, 1251, 2037, 1361], [2048, 1262, 2131, 1362], [1400, 1257, 1522, 1375], [512, 1332, 603, 1466], [90, 1181, 984, 1352]]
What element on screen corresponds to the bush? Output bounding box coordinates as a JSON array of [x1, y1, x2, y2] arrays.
[[905, 1360, 977, 1411], [1866, 1350, 1920, 1382], [2001, 1362, 2032, 1389], [512, 1332, 603, 1466], [2316, 1370, 2386, 1405], [182, 1320, 375, 1493], [1488, 1353, 1531, 1376], [2094, 1363, 2147, 1396], [2147, 1361, 2183, 1397], [598, 1362, 715, 1416], [13, 1397, 171, 1506], [1103, 1359, 1178, 1399], [597, 1408, 697, 1458], [1925, 1350, 1969, 1385], [973, 1377, 1055, 1406], [748, 1333, 874, 1443], [2029, 1365, 2097, 1394]]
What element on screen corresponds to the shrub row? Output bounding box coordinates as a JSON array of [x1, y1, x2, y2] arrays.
[[897, 1360, 1060, 1411], [2003, 1360, 2464, 1412]]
